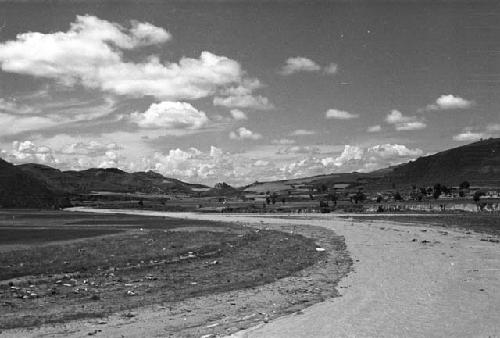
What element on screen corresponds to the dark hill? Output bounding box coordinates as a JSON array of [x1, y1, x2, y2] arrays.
[[17, 164, 208, 195], [372, 138, 500, 189], [0, 159, 67, 208], [244, 138, 500, 192]]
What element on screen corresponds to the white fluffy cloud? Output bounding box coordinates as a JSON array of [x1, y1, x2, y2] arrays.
[[130, 101, 209, 129], [385, 110, 426, 131], [229, 109, 248, 121], [426, 94, 473, 111], [367, 125, 382, 132], [452, 130, 485, 142], [0, 15, 267, 103], [290, 129, 316, 136], [325, 108, 359, 120], [2, 141, 58, 165], [279, 57, 321, 75], [229, 127, 262, 140]]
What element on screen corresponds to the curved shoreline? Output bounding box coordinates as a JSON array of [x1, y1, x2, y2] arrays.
[[1, 209, 352, 338]]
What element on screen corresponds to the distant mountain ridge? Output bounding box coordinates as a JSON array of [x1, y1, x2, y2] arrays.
[[16, 164, 209, 195], [244, 138, 500, 192], [1, 138, 499, 208]]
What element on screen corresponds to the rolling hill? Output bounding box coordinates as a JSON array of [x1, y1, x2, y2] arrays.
[[16, 164, 209, 195], [244, 138, 500, 193], [0, 159, 68, 208]]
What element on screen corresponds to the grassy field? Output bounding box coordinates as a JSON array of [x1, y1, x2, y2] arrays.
[[344, 214, 500, 236], [0, 210, 324, 329]]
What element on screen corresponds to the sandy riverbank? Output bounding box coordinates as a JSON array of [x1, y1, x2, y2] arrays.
[[74, 210, 500, 337]]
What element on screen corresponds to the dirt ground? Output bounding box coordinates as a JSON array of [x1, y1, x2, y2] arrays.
[[0, 209, 351, 337]]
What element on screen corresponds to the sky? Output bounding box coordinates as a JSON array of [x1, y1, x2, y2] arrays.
[[0, 1, 499, 186]]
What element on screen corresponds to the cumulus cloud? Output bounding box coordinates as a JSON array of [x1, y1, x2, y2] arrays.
[[385, 110, 426, 131], [452, 130, 485, 142], [367, 125, 382, 132], [2, 140, 58, 165], [279, 57, 321, 75], [213, 78, 273, 110], [213, 94, 272, 110], [277, 145, 320, 155], [323, 63, 338, 75], [325, 108, 359, 120], [316, 144, 422, 171], [0, 15, 266, 102], [130, 101, 209, 129], [426, 94, 473, 111], [290, 129, 316, 136], [229, 109, 248, 121], [229, 127, 262, 140]]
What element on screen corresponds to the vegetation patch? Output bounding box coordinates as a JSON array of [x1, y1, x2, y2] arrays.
[[0, 211, 324, 330]]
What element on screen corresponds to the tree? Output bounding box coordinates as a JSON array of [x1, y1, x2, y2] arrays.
[[473, 191, 485, 203], [459, 181, 470, 190], [393, 192, 403, 201], [433, 183, 442, 200]]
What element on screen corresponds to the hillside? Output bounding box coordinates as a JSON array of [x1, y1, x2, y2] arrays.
[[0, 159, 68, 208], [17, 164, 208, 195], [245, 138, 500, 193], [373, 138, 500, 189]]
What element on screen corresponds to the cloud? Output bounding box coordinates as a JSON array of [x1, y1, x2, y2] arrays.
[[277, 145, 320, 155], [290, 129, 316, 136], [0, 15, 265, 102], [229, 109, 248, 121], [385, 109, 426, 130], [213, 78, 273, 110], [2, 140, 58, 165], [452, 130, 485, 142], [229, 127, 262, 140], [130, 101, 209, 129], [426, 94, 473, 111], [486, 123, 500, 132], [213, 94, 272, 110], [0, 98, 39, 115], [61, 141, 121, 156], [279, 57, 321, 75], [319, 144, 423, 170], [325, 108, 359, 120], [271, 138, 296, 145], [323, 63, 338, 75], [367, 125, 382, 132]]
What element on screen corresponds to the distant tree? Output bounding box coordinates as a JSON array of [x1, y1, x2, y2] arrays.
[[309, 194, 314, 200], [282, 198, 286, 205], [393, 192, 403, 201], [433, 184, 442, 200], [265, 196, 271, 205], [376, 195, 383, 203], [352, 191, 366, 204], [473, 191, 485, 203], [459, 181, 471, 190], [138, 199, 144, 207]]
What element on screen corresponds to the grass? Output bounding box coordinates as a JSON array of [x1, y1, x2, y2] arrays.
[[0, 210, 324, 329], [344, 214, 500, 236]]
